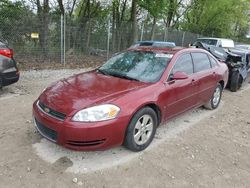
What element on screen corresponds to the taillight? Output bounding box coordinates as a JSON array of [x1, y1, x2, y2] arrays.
[[0, 48, 13, 58]]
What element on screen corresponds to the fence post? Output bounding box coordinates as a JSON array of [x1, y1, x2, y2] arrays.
[[107, 17, 111, 60], [164, 27, 168, 41], [64, 14, 66, 67], [182, 31, 186, 46], [140, 22, 144, 41], [60, 14, 66, 66], [61, 14, 63, 65]]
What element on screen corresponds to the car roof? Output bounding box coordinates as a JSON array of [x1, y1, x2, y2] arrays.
[[130, 41, 176, 48], [129, 46, 209, 55], [129, 46, 183, 54], [198, 37, 234, 41]]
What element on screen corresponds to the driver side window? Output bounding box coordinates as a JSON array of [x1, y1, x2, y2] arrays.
[[172, 53, 194, 75], [168, 53, 193, 81]]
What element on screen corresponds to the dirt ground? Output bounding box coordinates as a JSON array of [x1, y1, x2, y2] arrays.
[[0, 69, 249, 188]]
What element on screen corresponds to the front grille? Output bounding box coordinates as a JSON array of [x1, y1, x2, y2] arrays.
[[34, 118, 58, 142], [66, 139, 106, 147], [38, 101, 66, 121]]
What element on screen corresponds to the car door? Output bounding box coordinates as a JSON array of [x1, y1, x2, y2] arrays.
[[191, 52, 217, 105], [162, 53, 199, 120]]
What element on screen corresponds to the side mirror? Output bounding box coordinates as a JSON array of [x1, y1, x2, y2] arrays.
[[172, 71, 189, 80]]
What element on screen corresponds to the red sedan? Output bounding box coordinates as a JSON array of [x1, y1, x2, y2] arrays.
[[33, 46, 228, 151]]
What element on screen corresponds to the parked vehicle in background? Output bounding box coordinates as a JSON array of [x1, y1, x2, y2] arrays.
[[235, 44, 250, 50], [193, 38, 235, 48], [0, 41, 19, 89], [33, 45, 228, 152], [130, 41, 176, 48], [194, 42, 250, 92], [227, 48, 250, 91]]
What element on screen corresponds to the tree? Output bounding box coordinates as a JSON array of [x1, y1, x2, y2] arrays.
[[130, 0, 138, 44], [181, 0, 250, 38], [57, 0, 65, 15], [111, 0, 129, 51], [138, 0, 168, 39], [36, 0, 50, 57], [0, 0, 35, 44], [74, 0, 103, 51]]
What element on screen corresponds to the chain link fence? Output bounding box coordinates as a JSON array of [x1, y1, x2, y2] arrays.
[[0, 12, 204, 66]]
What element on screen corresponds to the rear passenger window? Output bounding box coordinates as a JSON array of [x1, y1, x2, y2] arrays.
[[172, 53, 193, 75], [209, 56, 218, 67], [192, 53, 211, 72]]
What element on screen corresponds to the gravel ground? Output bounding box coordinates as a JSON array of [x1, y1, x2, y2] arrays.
[[0, 69, 250, 188]]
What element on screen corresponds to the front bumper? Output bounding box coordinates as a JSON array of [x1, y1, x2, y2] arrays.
[[33, 101, 129, 151]]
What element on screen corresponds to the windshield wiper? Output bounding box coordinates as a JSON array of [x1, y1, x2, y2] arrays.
[[96, 69, 109, 75], [108, 72, 140, 82], [97, 69, 140, 81], [120, 75, 140, 81]]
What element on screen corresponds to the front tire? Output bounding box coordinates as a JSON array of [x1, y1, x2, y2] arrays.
[[124, 107, 158, 152], [204, 83, 222, 110]]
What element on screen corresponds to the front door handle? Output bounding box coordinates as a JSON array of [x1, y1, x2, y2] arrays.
[[191, 79, 196, 85]]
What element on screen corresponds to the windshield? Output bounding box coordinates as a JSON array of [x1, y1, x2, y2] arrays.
[[197, 39, 217, 46], [98, 51, 172, 83]]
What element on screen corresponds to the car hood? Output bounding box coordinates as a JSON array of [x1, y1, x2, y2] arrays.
[[39, 71, 149, 116]]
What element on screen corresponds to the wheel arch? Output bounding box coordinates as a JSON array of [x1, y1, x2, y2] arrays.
[[123, 102, 162, 150], [130, 102, 162, 126], [219, 80, 225, 89], [145, 103, 162, 126]]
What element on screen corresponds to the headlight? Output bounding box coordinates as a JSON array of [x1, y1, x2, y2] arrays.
[[72, 104, 120, 122]]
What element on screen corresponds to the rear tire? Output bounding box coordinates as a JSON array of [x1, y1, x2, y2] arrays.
[[204, 83, 222, 110], [230, 71, 241, 92], [124, 107, 158, 152]]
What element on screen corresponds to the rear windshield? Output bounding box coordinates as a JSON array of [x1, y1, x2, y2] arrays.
[[197, 39, 217, 46]]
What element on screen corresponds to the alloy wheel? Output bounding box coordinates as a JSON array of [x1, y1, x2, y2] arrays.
[[212, 86, 221, 106], [133, 114, 154, 145]]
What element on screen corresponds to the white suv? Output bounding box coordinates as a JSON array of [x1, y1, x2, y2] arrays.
[[194, 38, 235, 48]]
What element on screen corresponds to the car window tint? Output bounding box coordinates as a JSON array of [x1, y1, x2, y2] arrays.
[[192, 52, 211, 72], [172, 53, 193, 75], [209, 56, 218, 67]]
